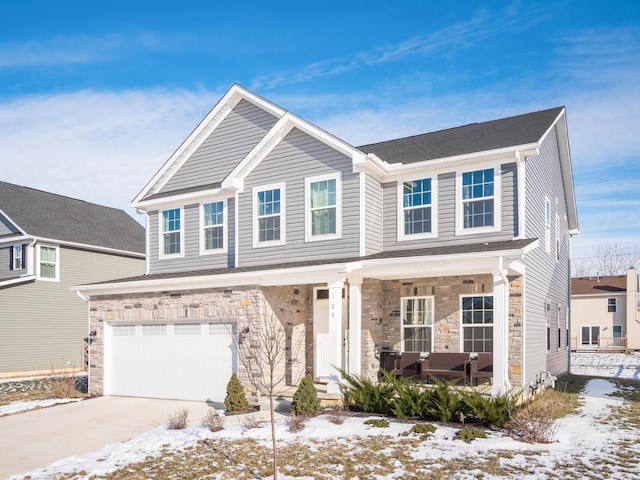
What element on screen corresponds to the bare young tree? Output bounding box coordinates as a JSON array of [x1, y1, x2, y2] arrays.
[[233, 295, 304, 480], [572, 242, 640, 277]]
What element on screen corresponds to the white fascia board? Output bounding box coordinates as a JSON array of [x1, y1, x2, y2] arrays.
[[0, 275, 36, 288], [131, 85, 286, 207], [132, 186, 232, 211], [0, 234, 31, 245], [33, 236, 145, 259], [356, 145, 540, 183], [571, 292, 626, 299], [222, 112, 366, 191]]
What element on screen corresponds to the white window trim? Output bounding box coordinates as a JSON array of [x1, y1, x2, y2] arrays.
[[252, 182, 286, 248], [544, 197, 551, 253], [607, 297, 617, 313], [199, 200, 228, 256], [36, 244, 59, 282], [400, 296, 434, 354], [12, 244, 23, 270], [304, 172, 342, 243], [397, 176, 438, 241], [612, 324, 623, 338], [159, 206, 185, 259], [555, 214, 560, 261], [455, 165, 501, 236], [460, 294, 494, 353]]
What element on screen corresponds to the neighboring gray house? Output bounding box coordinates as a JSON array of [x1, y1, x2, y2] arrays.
[[0, 182, 145, 377], [76, 84, 578, 402]]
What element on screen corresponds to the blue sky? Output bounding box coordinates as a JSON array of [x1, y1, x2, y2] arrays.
[[1, 0, 638, 264]]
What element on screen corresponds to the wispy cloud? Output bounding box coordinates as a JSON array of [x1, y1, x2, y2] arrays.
[[0, 31, 196, 68]]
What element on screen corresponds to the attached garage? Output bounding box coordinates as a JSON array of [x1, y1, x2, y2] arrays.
[[103, 321, 236, 402]]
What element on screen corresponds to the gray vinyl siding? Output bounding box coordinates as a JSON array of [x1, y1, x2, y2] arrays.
[[522, 127, 571, 384], [147, 198, 235, 274], [0, 212, 20, 236], [382, 163, 517, 251], [364, 173, 383, 255], [238, 128, 360, 267], [159, 99, 279, 194], [0, 245, 144, 375]]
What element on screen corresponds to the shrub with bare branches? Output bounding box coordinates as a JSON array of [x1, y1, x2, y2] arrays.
[[326, 405, 349, 425], [285, 413, 307, 433], [167, 408, 189, 430], [241, 413, 264, 431], [201, 409, 225, 432]]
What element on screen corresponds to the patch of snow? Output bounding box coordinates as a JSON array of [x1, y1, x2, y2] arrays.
[[571, 352, 640, 380], [0, 398, 84, 416]]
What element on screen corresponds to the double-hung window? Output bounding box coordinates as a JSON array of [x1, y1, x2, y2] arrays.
[[253, 183, 285, 247], [401, 297, 434, 353], [458, 167, 499, 234], [555, 215, 560, 261], [160, 208, 183, 257], [201, 201, 226, 254], [613, 325, 623, 338], [544, 198, 551, 253], [461, 296, 494, 353], [398, 177, 436, 240], [37, 245, 59, 281], [10, 245, 24, 270], [305, 173, 341, 241], [607, 298, 617, 313]]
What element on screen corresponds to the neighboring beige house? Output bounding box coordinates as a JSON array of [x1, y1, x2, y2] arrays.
[[571, 268, 640, 351], [0, 181, 146, 377]]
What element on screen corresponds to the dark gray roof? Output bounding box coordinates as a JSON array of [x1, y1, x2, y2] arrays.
[[0, 181, 145, 254], [358, 107, 564, 164], [91, 239, 536, 286]]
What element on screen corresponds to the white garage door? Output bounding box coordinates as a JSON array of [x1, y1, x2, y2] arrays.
[[105, 322, 236, 402]]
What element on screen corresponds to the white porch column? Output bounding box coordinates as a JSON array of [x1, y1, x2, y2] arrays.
[[348, 277, 362, 376], [492, 268, 512, 395], [327, 279, 344, 394]]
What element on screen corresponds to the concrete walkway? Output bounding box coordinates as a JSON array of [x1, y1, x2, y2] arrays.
[[0, 396, 223, 479]]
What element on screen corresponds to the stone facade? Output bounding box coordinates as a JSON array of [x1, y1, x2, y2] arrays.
[[88, 273, 525, 398]]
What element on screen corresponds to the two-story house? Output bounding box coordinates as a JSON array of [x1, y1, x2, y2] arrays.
[[75, 84, 578, 402], [0, 182, 145, 377], [571, 268, 640, 351]]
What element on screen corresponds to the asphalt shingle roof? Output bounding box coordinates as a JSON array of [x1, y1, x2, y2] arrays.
[[572, 276, 628, 295], [0, 181, 145, 254], [358, 107, 564, 164]]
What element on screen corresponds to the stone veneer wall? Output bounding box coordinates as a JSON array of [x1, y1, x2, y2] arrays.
[[359, 274, 525, 387], [88, 285, 309, 403]]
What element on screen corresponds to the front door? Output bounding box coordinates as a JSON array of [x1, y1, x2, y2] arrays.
[[313, 287, 348, 382]]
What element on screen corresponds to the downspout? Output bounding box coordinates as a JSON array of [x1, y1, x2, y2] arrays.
[[75, 289, 91, 394], [136, 209, 150, 275]]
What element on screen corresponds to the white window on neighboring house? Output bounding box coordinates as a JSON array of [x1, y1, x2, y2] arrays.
[[37, 244, 59, 281], [458, 167, 500, 234], [10, 244, 24, 270], [160, 207, 183, 258], [545, 197, 551, 253], [613, 325, 623, 338], [607, 298, 617, 313], [201, 201, 226, 254], [401, 297, 434, 353], [398, 177, 437, 240], [461, 295, 494, 353], [305, 173, 341, 241], [253, 183, 285, 247], [581, 326, 600, 346], [566, 309, 570, 349]]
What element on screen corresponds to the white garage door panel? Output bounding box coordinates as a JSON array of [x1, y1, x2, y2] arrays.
[[107, 322, 235, 402]]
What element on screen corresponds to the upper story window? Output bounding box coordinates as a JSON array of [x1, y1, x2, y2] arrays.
[[253, 183, 285, 247], [398, 177, 436, 240], [545, 198, 551, 253], [201, 201, 226, 254], [305, 173, 341, 242], [607, 298, 617, 313], [10, 244, 24, 270], [37, 244, 59, 281], [457, 167, 500, 235], [461, 295, 494, 353], [401, 296, 434, 353], [160, 208, 183, 258], [555, 215, 560, 261]]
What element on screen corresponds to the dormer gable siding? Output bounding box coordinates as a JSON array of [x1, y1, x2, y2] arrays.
[[157, 99, 280, 197], [238, 127, 360, 267]]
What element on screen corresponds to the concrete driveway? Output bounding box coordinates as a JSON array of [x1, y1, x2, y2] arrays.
[[0, 396, 216, 479]]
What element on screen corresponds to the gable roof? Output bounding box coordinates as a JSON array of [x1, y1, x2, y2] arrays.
[[358, 107, 564, 164], [572, 275, 628, 295], [0, 181, 145, 255]]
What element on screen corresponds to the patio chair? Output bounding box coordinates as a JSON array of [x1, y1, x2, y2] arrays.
[[469, 353, 493, 386], [394, 352, 421, 378], [420, 352, 470, 385]]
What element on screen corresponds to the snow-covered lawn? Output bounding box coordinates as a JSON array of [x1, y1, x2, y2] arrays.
[[8, 378, 640, 480]]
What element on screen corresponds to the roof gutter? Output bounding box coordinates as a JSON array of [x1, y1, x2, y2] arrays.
[[32, 236, 145, 259]]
